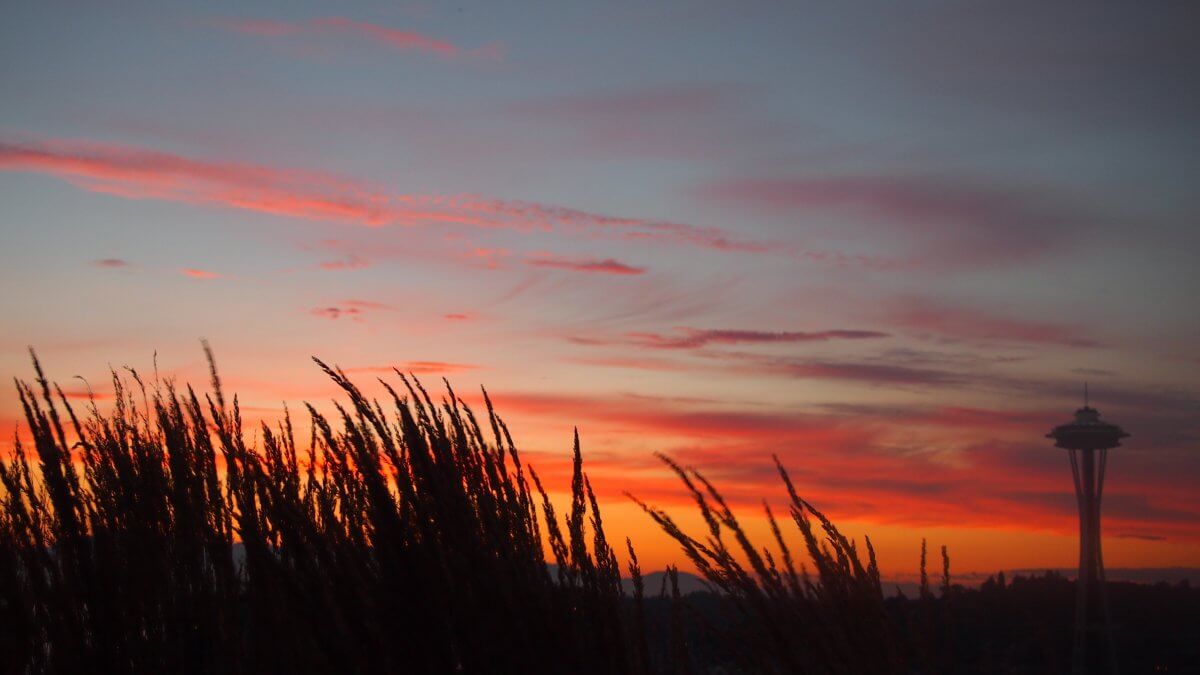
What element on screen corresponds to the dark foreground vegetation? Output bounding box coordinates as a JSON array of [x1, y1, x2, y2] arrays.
[[633, 573, 1200, 673], [2, 349, 1196, 674]]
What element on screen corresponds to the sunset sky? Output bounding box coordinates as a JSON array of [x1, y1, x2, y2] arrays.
[[2, 1, 1197, 577]]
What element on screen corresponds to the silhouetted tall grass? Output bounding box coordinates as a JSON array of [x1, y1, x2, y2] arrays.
[[631, 455, 955, 674], [2, 349, 952, 674], [2, 348, 639, 674]]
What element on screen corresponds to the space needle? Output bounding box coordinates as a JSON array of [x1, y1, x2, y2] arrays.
[[1047, 388, 1128, 674]]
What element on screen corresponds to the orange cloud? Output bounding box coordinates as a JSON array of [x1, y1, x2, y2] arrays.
[[57, 388, 112, 401], [182, 268, 221, 279], [486, 390, 1199, 544]]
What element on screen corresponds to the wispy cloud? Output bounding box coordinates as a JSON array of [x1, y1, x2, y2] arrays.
[[217, 16, 503, 60], [623, 328, 889, 350], [566, 356, 691, 372], [817, 402, 1057, 433], [503, 84, 782, 162], [0, 136, 760, 253], [304, 17, 461, 57], [462, 246, 509, 269], [526, 255, 646, 275], [309, 298, 391, 321], [481, 390, 870, 445], [94, 258, 130, 268], [691, 350, 971, 387], [888, 298, 1101, 348], [700, 175, 1094, 265], [57, 387, 113, 401], [776, 360, 966, 386], [182, 268, 221, 279]]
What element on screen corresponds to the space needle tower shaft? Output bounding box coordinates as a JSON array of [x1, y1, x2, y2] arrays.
[[1048, 391, 1128, 674]]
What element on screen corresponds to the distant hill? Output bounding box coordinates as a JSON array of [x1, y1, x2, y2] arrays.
[[622, 570, 710, 596], [543, 563, 709, 595]]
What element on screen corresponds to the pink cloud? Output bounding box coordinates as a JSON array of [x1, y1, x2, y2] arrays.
[[525, 255, 645, 275], [182, 268, 221, 279], [217, 16, 501, 61], [308, 17, 459, 56], [1, 136, 758, 253], [444, 313, 472, 321], [463, 246, 509, 269]]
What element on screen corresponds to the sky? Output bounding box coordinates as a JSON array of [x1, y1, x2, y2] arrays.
[[2, 1, 1198, 578]]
